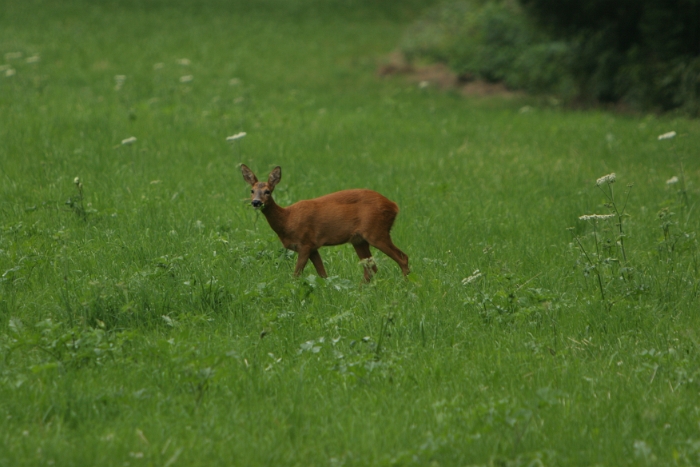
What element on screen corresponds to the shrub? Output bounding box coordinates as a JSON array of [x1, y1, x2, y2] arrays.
[[520, 0, 700, 114], [509, 40, 575, 96], [401, 0, 700, 114], [400, 1, 576, 97]]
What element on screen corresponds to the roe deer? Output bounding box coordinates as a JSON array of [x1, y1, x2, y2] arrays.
[[241, 165, 409, 282]]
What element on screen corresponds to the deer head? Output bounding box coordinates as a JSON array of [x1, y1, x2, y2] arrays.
[[241, 164, 281, 209]]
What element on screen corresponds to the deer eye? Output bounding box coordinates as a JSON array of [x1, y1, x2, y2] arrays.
[[264, 190, 271, 195], [250, 190, 254, 193]]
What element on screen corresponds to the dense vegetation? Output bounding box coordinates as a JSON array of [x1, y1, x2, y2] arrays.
[[401, 0, 700, 114], [1, 0, 699, 465]]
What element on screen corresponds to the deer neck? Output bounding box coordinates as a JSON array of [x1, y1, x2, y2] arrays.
[[261, 197, 289, 238]]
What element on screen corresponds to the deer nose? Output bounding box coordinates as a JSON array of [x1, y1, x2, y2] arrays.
[[252, 200, 262, 208]]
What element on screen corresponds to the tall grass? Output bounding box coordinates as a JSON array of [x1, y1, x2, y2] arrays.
[[1, 0, 699, 466]]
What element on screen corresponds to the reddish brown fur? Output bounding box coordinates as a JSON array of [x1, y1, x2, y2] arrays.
[[241, 165, 409, 281]]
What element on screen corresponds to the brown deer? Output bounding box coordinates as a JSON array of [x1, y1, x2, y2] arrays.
[[241, 165, 409, 282]]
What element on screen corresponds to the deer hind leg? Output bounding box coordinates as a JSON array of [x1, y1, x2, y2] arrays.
[[367, 234, 410, 276], [353, 241, 377, 282], [309, 250, 328, 278]]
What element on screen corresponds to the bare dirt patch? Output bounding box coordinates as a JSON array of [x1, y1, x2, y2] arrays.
[[377, 51, 521, 98]]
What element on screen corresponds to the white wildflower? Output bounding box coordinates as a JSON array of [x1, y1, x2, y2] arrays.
[[596, 173, 616, 186], [5, 69, 15, 77], [179, 75, 193, 83], [666, 176, 679, 185], [114, 75, 126, 90], [657, 131, 676, 140], [359, 257, 376, 269], [461, 269, 482, 285], [4, 52, 22, 61], [633, 440, 653, 460], [226, 132, 247, 142], [177, 58, 191, 66], [73, 177, 81, 185], [121, 136, 137, 145], [579, 214, 615, 221], [418, 80, 429, 89], [26, 55, 40, 64]]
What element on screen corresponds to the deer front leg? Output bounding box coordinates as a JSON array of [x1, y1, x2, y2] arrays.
[[309, 250, 328, 278], [294, 249, 311, 277]]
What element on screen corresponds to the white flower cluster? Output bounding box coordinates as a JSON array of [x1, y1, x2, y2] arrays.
[[596, 173, 616, 186], [579, 214, 615, 221], [658, 131, 676, 140], [226, 132, 247, 142], [121, 136, 137, 145], [461, 269, 482, 285], [666, 176, 679, 185], [114, 74, 126, 91]]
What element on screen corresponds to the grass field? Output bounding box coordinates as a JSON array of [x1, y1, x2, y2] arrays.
[[2, 0, 700, 465]]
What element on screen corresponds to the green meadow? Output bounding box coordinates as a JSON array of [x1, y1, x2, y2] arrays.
[[1, 1, 699, 465]]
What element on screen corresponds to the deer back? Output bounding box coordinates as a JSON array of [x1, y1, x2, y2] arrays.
[[278, 189, 399, 248]]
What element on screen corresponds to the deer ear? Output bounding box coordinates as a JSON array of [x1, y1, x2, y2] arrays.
[[241, 164, 258, 186], [268, 166, 282, 189]]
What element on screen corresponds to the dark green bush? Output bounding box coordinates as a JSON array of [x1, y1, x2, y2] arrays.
[[521, 0, 700, 113], [450, 2, 533, 82], [510, 41, 574, 95], [400, 1, 576, 97], [401, 0, 700, 114]]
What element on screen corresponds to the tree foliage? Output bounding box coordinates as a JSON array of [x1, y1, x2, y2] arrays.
[[520, 0, 700, 113], [401, 0, 700, 114]]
